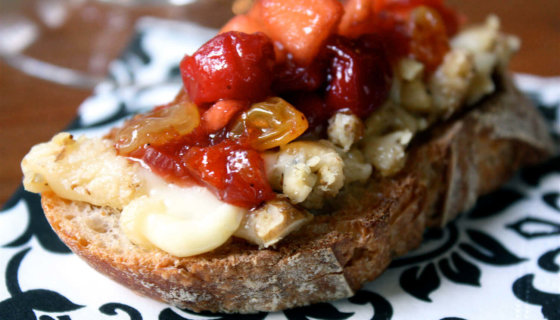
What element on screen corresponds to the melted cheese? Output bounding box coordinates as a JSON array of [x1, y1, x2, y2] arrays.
[[120, 179, 245, 257], [21, 133, 146, 209], [22, 133, 245, 257]]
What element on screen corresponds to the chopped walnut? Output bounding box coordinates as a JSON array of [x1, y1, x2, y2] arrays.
[[451, 15, 520, 105], [327, 112, 364, 151], [234, 200, 313, 247], [264, 140, 344, 209], [430, 49, 475, 118], [363, 130, 413, 177]]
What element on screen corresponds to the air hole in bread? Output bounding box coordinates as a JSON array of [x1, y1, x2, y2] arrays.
[[78, 238, 89, 247], [85, 217, 108, 233]]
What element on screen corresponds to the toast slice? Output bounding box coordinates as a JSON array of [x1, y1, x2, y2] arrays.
[[40, 74, 555, 313]]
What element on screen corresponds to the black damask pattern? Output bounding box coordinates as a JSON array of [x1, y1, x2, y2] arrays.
[[160, 308, 267, 320], [2, 190, 70, 254], [399, 263, 440, 302], [468, 188, 525, 219], [348, 290, 393, 320], [538, 248, 560, 272], [543, 192, 560, 212], [438, 253, 480, 286], [99, 303, 143, 320], [459, 229, 526, 265], [0, 246, 146, 319], [390, 223, 459, 268], [0, 248, 83, 319], [508, 217, 560, 239], [508, 182, 560, 319], [513, 275, 560, 320], [283, 304, 354, 320], [391, 219, 525, 301], [520, 155, 560, 187]]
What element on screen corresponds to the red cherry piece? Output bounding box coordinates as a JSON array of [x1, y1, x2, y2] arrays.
[[180, 31, 275, 105], [272, 51, 328, 93], [324, 35, 393, 118], [286, 92, 331, 131], [184, 141, 275, 208], [129, 144, 192, 185]]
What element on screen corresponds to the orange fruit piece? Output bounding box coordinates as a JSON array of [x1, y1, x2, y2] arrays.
[[252, 0, 344, 66]]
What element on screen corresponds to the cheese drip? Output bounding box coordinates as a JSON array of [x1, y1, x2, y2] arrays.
[[120, 175, 245, 257]]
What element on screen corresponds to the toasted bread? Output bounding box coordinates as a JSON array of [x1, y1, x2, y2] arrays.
[[40, 74, 555, 313]]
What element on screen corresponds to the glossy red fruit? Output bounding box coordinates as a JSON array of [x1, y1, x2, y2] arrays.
[[184, 141, 275, 208], [129, 143, 193, 185], [324, 34, 393, 118], [272, 51, 329, 93], [371, 10, 410, 61], [286, 92, 331, 132], [180, 31, 275, 105]]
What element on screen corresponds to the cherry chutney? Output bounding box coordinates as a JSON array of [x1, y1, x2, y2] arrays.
[[115, 0, 460, 209]]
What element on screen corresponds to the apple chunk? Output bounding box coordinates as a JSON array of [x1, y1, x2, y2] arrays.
[[254, 0, 343, 66]]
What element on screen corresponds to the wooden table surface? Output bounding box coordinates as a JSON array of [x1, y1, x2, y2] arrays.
[[1, 0, 559, 206]]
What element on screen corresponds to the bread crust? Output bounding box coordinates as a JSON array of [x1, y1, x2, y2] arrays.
[[41, 74, 555, 313]]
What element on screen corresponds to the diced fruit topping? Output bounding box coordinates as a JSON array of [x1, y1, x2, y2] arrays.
[[287, 92, 331, 132], [272, 51, 329, 93], [220, 14, 262, 35], [229, 97, 308, 150], [325, 34, 393, 118], [117, 0, 462, 209], [129, 143, 193, 184], [253, 0, 344, 66], [407, 6, 451, 72], [374, 0, 461, 36], [202, 100, 248, 132], [339, 0, 459, 68], [184, 141, 275, 208], [338, 0, 376, 38], [128, 137, 274, 209], [180, 31, 275, 105], [114, 101, 199, 154]]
